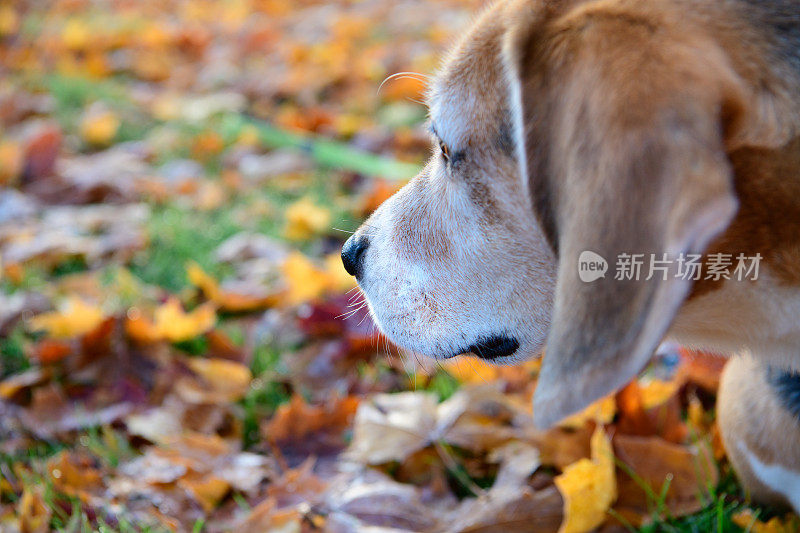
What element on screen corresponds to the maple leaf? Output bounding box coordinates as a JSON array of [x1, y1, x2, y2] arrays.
[[554, 426, 617, 533]]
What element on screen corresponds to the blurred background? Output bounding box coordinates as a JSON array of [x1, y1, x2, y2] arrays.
[[0, 1, 793, 532]]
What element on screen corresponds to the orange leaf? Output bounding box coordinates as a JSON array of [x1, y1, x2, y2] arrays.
[[263, 394, 359, 443], [33, 339, 72, 365], [124, 299, 216, 343]]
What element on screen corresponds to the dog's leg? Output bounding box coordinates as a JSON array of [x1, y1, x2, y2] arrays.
[[718, 354, 800, 511]]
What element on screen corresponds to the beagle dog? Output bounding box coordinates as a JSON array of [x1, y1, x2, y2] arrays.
[[342, 0, 800, 509]]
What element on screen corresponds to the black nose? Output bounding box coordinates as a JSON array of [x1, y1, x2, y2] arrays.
[[341, 235, 369, 278]]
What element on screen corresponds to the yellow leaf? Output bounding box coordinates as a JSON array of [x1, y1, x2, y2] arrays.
[[155, 298, 216, 343], [284, 197, 331, 241], [187, 262, 278, 312], [17, 487, 50, 533], [733, 510, 800, 533], [555, 426, 617, 533], [0, 5, 18, 37], [639, 378, 682, 410], [185, 357, 252, 403], [559, 396, 616, 429], [81, 109, 119, 146], [187, 262, 222, 301], [125, 299, 216, 343], [442, 358, 500, 383], [30, 298, 105, 339], [282, 252, 329, 305], [62, 19, 91, 50], [178, 472, 230, 512]]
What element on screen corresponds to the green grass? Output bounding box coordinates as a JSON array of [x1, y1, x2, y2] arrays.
[[0, 327, 30, 379], [241, 345, 291, 449], [617, 459, 779, 533], [425, 369, 460, 401], [129, 204, 240, 292]]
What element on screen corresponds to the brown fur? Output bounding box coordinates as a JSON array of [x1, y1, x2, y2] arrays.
[[349, 0, 800, 509], [719, 355, 800, 508]]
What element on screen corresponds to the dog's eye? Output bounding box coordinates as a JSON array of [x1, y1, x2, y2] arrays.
[[439, 140, 451, 163]]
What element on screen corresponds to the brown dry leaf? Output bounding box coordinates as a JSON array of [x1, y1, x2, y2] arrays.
[[187, 261, 279, 312], [177, 472, 230, 512], [239, 498, 303, 533], [346, 391, 439, 464], [616, 379, 687, 443], [284, 197, 331, 241], [263, 393, 358, 443], [613, 434, 719, 521], [677, 349, 727, 393], [554, 426, 617, 533], [326, 469, 441, 532], [446, 444, 561, 533], [47, 451, 103, 498], [28, 298, 105, 339]]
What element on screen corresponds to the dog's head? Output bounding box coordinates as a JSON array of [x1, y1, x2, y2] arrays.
[[344, 0, 792, 427]]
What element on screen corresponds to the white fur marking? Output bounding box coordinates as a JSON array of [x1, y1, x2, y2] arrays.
[[740, 442, 800, 511]]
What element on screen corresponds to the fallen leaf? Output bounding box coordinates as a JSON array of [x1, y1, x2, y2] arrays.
[[29, 298, 105, 339], [559, 395, 616, 430], [47, 451, 103, 497], [23, 124, 62, 180], [0, 141, 23, 184], [80, 107, 120, 146], [263, 393, 358, 444], [613, 434, 719, 521], [677, 349, 727, 392], [281, 252, 330, 305], [180, 357, 252, 403], [17, 487, 50, 533], [177, 472, 229, 512], [554, 426, 617, 533], [125, 298, 216, 343], [284, 197, 331, 241], [733, 510, 800, 533], [187, 261, 278, 312]]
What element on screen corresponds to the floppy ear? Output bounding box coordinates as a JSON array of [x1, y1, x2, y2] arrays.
[[505, 12, 741, 428]]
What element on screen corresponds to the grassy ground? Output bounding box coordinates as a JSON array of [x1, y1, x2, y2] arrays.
[[0, 1, 797, 531]]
